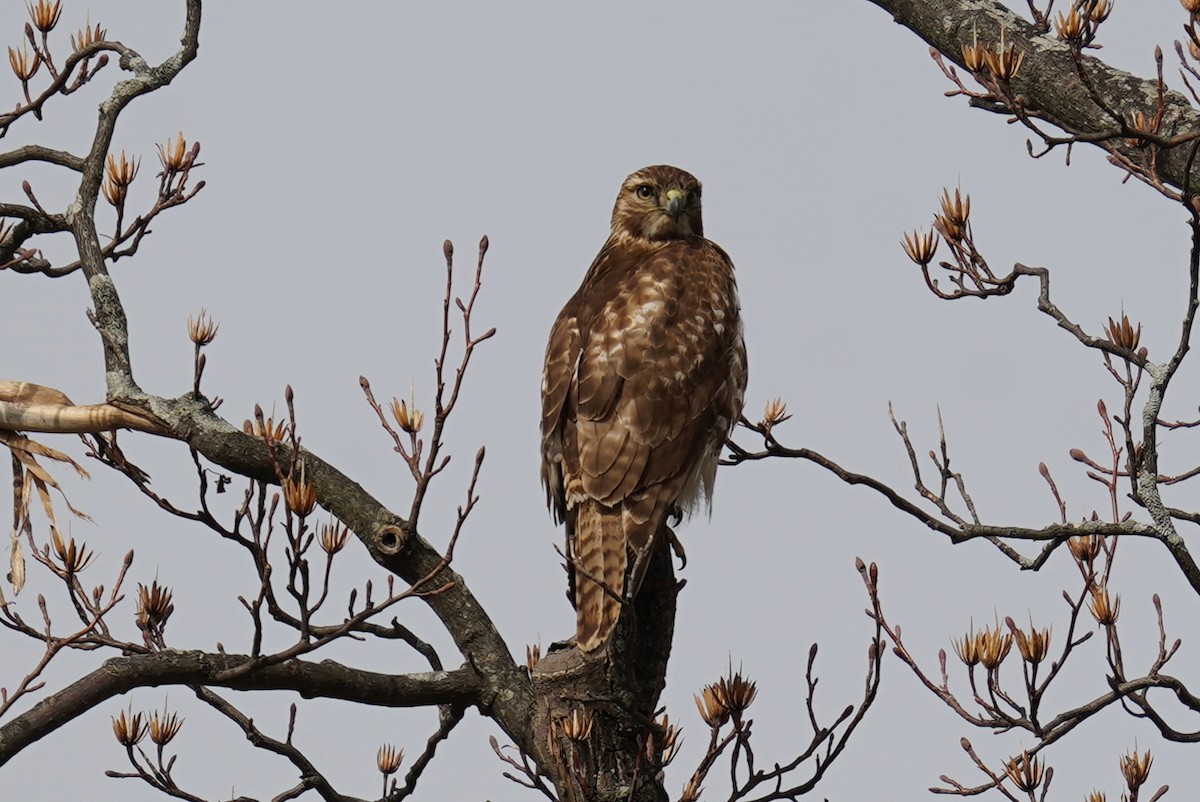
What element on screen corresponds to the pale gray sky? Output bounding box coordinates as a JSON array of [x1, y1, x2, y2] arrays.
[[3, 2, 1200, 800]]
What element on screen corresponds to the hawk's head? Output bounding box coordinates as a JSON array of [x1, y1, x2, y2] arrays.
[[610, 165, 703, 243]]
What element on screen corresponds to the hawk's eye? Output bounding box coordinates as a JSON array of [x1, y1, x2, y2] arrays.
[[635, 185, 655, 200]]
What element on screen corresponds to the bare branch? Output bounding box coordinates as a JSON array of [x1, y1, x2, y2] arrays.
[[0, 650, 481, 766], [195, 690, 367, 802]]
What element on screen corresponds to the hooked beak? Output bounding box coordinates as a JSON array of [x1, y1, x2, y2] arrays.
[[664, 188, 685, 222]]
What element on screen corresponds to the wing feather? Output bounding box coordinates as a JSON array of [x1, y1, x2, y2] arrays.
[[544, 237, 742, 508], [541, 223, 746, 652]]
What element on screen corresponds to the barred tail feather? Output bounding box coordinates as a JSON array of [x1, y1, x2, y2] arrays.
[[574, 500, 626, 652]]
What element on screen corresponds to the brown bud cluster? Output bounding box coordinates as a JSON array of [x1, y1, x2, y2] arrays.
[[961, 26, 987, 72], [7, 45, 40, 82], [1054, 6, 1086, 41], [901, 228, 940, 266], [526, 642, 541, 672], [188, 308, 219, 346], [112, 708, 147, 747], [988, 629, 1014, 669], [561, 708, 594, 742], [377, 743, 404, 775], [1009, 618, 1052, 665], [1053, 0, 1112, 43], [102, 150, 139, 208], [70, 20, 106, 53], [694, 683, 729, 728], [1067, 533, 1103, 565], [694, 667, 757, 728], [982, 28, 1024, 81], [50, 528, 95, 576], [391, 396, 425, 435], [952, 626, 983, 667], [1088, 0, 1113, 23], [148, 705, 184, 747], [243, 414, 289, 442], [1004, 750, 1045, 793], [319, 520, 350, 555], [157, 131, 195, 173], [1103, 312, 1141, 352], [1120, 748, 1152, 793], [760, 397, 792, 429], [283, 471, 317, 517], [952, 621, 1012, 670], [136, 580, 175, 651], [1088, 583, 1120, 625], [653, 713, 682, 767], [28, 1, 62, 34], [936, 187, 971, 242]]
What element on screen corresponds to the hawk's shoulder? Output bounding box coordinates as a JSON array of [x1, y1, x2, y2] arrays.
[[541, 233, 743, 512]]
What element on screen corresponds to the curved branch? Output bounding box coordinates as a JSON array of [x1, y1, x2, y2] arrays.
[[1125, 674, 1200, 742], [0, 203, 64, 226], [0, 650, 481, 766], [726, 437, 1157, 547], [0, 145, 84, 172], [0, 40, 125, 137]]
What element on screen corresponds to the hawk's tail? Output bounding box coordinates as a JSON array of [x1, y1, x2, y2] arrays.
[[573, 500, 626, 652]]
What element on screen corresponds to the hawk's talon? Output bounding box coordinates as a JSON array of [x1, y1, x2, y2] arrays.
[[667, 528, 687, 570]]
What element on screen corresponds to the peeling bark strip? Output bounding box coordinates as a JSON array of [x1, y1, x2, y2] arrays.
[[868, 0, 1200, 192], [0, 400, 165, 434], [0, 383, 166, 434]]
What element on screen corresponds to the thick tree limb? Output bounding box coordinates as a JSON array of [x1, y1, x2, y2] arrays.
[[0, 145, 84, 171], [0, 650, 481, 766], [867, 0, 1200, 192], [0, 391, 539, 766]]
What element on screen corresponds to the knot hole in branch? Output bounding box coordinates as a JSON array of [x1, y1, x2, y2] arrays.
[[374, 523, 407, 555]]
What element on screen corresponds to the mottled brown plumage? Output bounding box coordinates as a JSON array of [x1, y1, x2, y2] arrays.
[[541, 165, 747, 652]]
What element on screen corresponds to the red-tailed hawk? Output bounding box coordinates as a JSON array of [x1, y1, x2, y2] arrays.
[[541, 165, 747, 652]]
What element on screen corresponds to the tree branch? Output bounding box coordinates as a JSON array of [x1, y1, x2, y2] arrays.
[[867, 0, 1200, 193], [726, 432, 1156, 549], [0, 650, 481, 766]]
